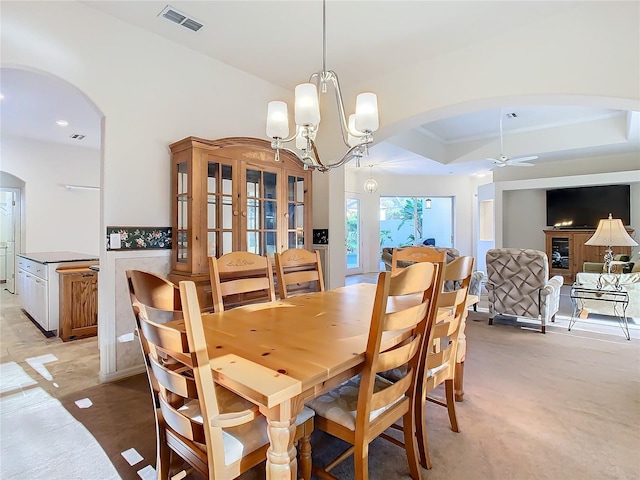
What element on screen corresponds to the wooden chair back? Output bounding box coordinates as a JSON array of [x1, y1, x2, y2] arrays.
[[391, 246, 447, 276], [416, 281, 470, 470], [309, 260, 444, 479], [135, 280, 269, 479], [208, 252, 276, 312], [439, 256, 475, 303], [126, 270, 183, 402], [274, 248, 325, 299], [178, 281, 315, 480]]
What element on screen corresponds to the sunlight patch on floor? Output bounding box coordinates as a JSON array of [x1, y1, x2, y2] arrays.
[[0, 361, 121, 479]]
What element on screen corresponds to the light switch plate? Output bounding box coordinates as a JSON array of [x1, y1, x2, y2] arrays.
[[109, 233, 121, 249]]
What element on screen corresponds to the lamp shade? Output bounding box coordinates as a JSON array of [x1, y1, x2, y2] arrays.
[[585, 215, 638, 247], [266, 101, 289, 139], [355, 92, 379, 132], [294, 83, 321, 126], [347, 114, 361, 147]]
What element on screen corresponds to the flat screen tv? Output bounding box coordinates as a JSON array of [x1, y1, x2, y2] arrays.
[[546, 184, 631, 228]]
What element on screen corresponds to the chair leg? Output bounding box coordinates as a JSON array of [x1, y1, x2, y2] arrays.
[[445, 379, 459, 432], [488, 316, 494, 325], [354, 442, 370, 480], [156, 424, 171, 480], [473, 303, 477, 312], [415, 395, 432, 470], [454, 361, 465, 402], [541, 325, 546, 334], [299, 433, 312, 480], [402, 410, 422, 480]]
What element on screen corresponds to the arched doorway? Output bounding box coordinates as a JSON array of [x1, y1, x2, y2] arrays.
[[0, 66, 103, 376]]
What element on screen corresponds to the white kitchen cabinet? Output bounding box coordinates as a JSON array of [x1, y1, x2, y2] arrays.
[[17, 253, 98, 335]]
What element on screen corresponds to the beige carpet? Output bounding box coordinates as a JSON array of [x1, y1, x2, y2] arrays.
[[2, 289, 639, 480]]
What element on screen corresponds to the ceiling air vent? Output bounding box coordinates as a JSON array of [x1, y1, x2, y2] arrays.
[[70, 134, 86, 140], [159, 5, 203, 32]]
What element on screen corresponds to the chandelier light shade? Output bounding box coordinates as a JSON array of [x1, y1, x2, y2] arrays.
[[266, 101, 289, 139], [363, 165, 378, 194], [265, 0, 379, 172], [585, 213, 637, 275]]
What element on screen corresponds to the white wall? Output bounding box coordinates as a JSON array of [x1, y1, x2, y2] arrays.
[[2, 1, 638, 381], [346, 167, 480, 273], [320, 1, 640, 290], [0, 136, 100, 254], [494, 155, 640, 252], [2, 1, 291, 381]]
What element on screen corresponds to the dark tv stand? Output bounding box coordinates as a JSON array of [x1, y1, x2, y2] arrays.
[[544, 228, 634, 282]]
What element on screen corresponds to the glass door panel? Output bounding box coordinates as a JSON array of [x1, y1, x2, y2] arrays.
[[346, 198, 362, 273], [207, 161, 234, 257], [287, 175, 306, 249], [245, 168, 278, 255], [176, 161, 188, 263]]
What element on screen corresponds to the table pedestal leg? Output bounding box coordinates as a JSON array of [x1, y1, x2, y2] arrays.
[[261, 407, 298, 480]]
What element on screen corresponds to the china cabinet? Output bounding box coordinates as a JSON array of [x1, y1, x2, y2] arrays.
[[168, 137, 312, 309]]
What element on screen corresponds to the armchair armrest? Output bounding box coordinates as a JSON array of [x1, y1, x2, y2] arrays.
[[469, 271, 484, 297], [540, 275, 564, 325]]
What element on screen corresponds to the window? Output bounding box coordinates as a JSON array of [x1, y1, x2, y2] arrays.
[[380, 196, 453, 249]]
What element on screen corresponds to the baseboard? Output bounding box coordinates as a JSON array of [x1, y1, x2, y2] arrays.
[[99, 364, 145, 383]]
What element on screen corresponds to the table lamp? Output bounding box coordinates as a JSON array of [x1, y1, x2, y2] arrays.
[[585, 214, 637, 288]]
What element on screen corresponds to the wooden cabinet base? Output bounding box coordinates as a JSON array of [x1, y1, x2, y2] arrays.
[[544, 228, 634, 283], [58, 267, 98, 341]]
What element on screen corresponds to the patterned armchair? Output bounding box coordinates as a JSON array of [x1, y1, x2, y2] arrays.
[[486, 248, 564, 333]]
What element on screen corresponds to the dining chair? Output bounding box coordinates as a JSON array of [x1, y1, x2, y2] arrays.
[[415, 284, 469, 470], [438, 256, 475, 403], [125, 270, 187, 479], [135, 279, 314, 480], [306, 261, 443, 480], [274, 248, 325, 299], [208, 251, 276, 313], [390, 246, 447, 276]]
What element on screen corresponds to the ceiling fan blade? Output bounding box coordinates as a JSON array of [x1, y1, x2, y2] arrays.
[[510, 162, 535, 167], [510, 155, 538, 163]]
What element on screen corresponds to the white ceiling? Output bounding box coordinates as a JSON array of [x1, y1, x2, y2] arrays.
[[1, 1, 638, 175]]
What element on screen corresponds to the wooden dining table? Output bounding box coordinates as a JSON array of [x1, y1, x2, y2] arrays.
[[162, 282, 474, 479]]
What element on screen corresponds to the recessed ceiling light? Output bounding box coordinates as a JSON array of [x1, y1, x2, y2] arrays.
[[0, 93, 4, 100], [56, 120, 69, 127]]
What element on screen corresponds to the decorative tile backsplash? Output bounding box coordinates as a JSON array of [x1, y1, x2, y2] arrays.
[[106, 226, 172, 251]]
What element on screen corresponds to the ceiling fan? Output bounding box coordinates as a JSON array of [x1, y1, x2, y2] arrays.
[[487, 109, 538, 168]]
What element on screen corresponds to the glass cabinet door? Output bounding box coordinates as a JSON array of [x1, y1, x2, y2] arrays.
[[176, 161, 189, 264], [287, 174, 306, 249], [245, 167, 278, 256], [206, 160, 234, 258]]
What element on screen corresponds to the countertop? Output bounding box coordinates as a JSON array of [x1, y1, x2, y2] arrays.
[[17, 252, 99, 264]]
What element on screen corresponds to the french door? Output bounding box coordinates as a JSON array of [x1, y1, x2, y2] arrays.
[[346, 198, 363, 274]]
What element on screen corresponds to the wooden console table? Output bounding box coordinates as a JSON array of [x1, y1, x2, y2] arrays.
[[544, 229, 634, 283]]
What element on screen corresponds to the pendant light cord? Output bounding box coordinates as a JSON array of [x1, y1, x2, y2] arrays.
[[323, 0, 327, 73]]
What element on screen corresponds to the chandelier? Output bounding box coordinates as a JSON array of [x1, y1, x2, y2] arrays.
[[266, 0, 379, 172], [363, 165, 378, 194]]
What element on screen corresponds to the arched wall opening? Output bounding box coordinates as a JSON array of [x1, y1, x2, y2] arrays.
[[0, 64, 104, 377]]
